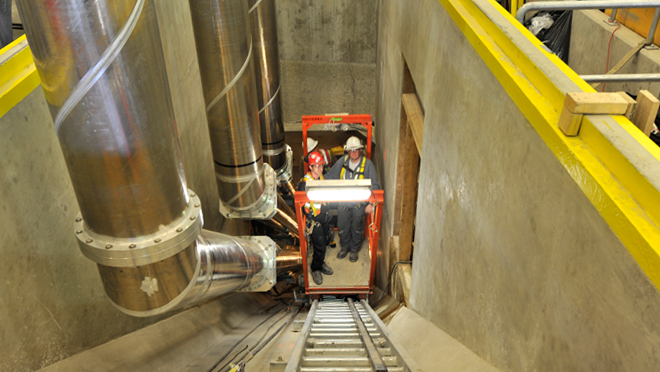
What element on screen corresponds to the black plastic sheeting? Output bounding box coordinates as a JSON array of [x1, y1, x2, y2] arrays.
[[524, 10, 573, 63]]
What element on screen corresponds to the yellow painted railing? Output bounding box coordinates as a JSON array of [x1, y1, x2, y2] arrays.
[[0, 35, 40, 118], [439, 0, 660, 287]]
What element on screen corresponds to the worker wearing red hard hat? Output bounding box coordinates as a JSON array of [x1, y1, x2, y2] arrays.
[[325, 136, 381, 263], [304, 137, 333, 174], [298, 151, 334, 285]]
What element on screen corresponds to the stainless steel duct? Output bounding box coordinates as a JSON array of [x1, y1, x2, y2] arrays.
[[248, 0, 294, 193], [189, 0, 279, 220], [16, 0, 276, 317]]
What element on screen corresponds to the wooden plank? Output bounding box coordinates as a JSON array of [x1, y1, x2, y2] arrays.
[[392, 102, 409, 235], [632, 90, 660, 137], [564, 92, 630, 114], [617, 91, 637, 120], [557, 107, 583, 137], [399, 124, 420, 262], [402, 93, 424, 155]]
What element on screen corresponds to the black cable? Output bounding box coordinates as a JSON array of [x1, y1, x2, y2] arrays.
[[250, 304, 303, 356], [205, 303, 289, 372], [218, 304, 304, 372], [372, 260, 413, 308]]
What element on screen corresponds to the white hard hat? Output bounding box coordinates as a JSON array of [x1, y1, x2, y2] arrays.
[[304, 137, 319, 152], [344, 136, 364, 151]]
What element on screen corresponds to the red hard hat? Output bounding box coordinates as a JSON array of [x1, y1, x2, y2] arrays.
[[308, 151, 325, 166]]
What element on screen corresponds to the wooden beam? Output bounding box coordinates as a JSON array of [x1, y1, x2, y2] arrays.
[[564, 92, 630, 114], [399, 123, 420, 262], [632, 90, 660, 136], [392, 103, 409, 235], [617, 91, 637, 120], [558, 92, 630, 136], [402, 93, 424, 154]]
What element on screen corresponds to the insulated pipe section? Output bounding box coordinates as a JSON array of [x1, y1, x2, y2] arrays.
[[97, 230, 276, 317], [248, 0, 287, 175], [515, 0, 660, 23], [16, 0, 188, 238], [275, 248, 303, 277], [189, 0, 277, 219]]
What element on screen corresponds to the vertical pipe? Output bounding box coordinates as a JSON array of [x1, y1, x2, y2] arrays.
[[16, 0, 188, 238], [248, 0, 287, 173], [17, 0, 278, 317], [189, 0, 267, 211]]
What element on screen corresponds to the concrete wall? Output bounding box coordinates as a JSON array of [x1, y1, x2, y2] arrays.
[[276, 0, 378, 123], [569, 9, 660, 96], [0, 1, 236, 370], [376, 1, 660, 371]]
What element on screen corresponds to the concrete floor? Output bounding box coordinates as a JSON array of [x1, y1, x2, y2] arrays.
[[308, 231, 371, 288]]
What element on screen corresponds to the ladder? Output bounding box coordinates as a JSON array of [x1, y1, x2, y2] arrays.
[[284, 298, 423, 372]]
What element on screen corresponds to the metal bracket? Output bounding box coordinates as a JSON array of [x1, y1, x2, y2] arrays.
[[220, 163, 278, 220], [75, 189, 203, 267], [276, 145, 293, 183], [238, 235, 277, 292]]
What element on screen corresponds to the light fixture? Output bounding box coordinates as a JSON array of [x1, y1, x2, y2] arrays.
[[305, 179, 372, 202]]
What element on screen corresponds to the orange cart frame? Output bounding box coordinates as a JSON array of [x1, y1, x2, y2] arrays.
[[295, 189, 384, 297]]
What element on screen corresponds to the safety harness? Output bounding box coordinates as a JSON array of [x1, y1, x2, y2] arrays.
[[339, 155, 366, 180], [302, 173, 325, 217]]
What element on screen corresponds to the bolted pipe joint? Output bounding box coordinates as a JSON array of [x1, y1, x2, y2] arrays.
[[75, 190, 203, 268]]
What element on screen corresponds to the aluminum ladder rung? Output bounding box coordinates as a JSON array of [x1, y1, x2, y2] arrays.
[[304, 347, 393, 357], [285, 299, 421, 372], [300, 368, 405, 372], [308, 337, 389, 348], [302, 356, 399, 367]]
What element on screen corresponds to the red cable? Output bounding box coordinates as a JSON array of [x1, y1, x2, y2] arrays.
[[603, 23, 621, 92]]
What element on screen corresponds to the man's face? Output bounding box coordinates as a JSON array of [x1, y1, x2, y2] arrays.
[[310, 164, 323, 179], [348, 148, 361, 161]]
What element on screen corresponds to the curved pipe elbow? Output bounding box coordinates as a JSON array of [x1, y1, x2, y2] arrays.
[[97, 230, 276, 317]]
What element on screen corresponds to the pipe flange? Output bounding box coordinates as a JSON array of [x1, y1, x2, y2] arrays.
[[275, 145, 293, 183], [75, 190, 203, 268], [238, 236, 277, 292], [220, 164, 278, 220]]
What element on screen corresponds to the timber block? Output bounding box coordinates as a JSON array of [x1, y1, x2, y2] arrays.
[[632, 90, 660, 136], [558, 92, 630, 136], [617, 91, 637, 120]]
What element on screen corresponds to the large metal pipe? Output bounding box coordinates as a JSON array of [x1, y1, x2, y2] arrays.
[[189, 0, 276, 217], [95, 229, 275, 316], [16, 0, 276, 317], [515, 0, 660, 23], [248, 0, 286, 173], [17, 0, 187, 238]]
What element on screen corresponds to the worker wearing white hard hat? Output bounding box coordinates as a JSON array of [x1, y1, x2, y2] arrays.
[[325, 136, 381, 263], [303, 136, 333, 173]]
